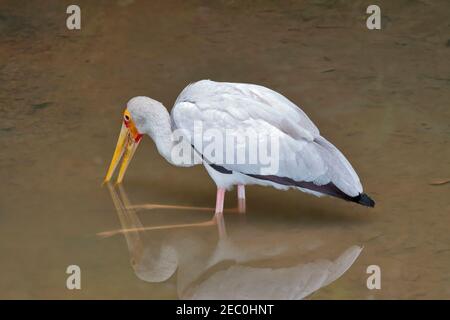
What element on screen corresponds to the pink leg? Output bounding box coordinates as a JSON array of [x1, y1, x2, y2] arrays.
[[215, 188, 226, 214], [214, 188, 226, 237], [237, 184, 246, 214]]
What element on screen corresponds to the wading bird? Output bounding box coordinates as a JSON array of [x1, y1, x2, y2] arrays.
[[104, 80, 375, 218]]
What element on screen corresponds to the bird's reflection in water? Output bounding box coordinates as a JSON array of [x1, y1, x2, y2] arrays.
[[101, 184, 363, 299], [104, 183, 177, 282]]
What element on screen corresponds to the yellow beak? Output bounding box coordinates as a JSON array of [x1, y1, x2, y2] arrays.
[[104, 122, 141, 184]]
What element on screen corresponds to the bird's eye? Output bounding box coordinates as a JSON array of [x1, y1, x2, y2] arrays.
[[124, 114, 130, 122]]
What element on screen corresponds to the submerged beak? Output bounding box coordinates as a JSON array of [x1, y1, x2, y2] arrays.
[[104, 110, 143, 184]]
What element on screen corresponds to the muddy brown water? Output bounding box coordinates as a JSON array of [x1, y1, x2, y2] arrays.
[[0, 0, 449, 299]]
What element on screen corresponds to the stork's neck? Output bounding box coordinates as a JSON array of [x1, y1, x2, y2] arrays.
[[143, 107, 177, 165]]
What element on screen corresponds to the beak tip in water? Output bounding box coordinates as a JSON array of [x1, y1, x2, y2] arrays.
[[103, 122, 140, 188]]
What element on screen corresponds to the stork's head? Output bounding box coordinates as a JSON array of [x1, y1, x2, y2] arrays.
[[104, 96, 164, 184]]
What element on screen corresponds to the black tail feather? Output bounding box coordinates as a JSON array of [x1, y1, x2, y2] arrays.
[[353, 193, 375, 207], [242, 172, 376, 208]]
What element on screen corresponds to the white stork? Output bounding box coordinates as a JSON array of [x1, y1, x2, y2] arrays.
[[104, 80, 375, 217]]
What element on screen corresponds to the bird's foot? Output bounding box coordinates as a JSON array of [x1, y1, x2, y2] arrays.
[[127, 203, 214, 212], [128, 203, 238, 215], [97, 217, 218, 238], [98, 211, 227, 238]]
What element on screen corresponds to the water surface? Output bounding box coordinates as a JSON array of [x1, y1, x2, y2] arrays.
[[0, 0, 449, 299]]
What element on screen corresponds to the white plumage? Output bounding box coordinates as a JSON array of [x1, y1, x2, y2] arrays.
[[172, 80, 363, 197], [106, 80, 375, 211]]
